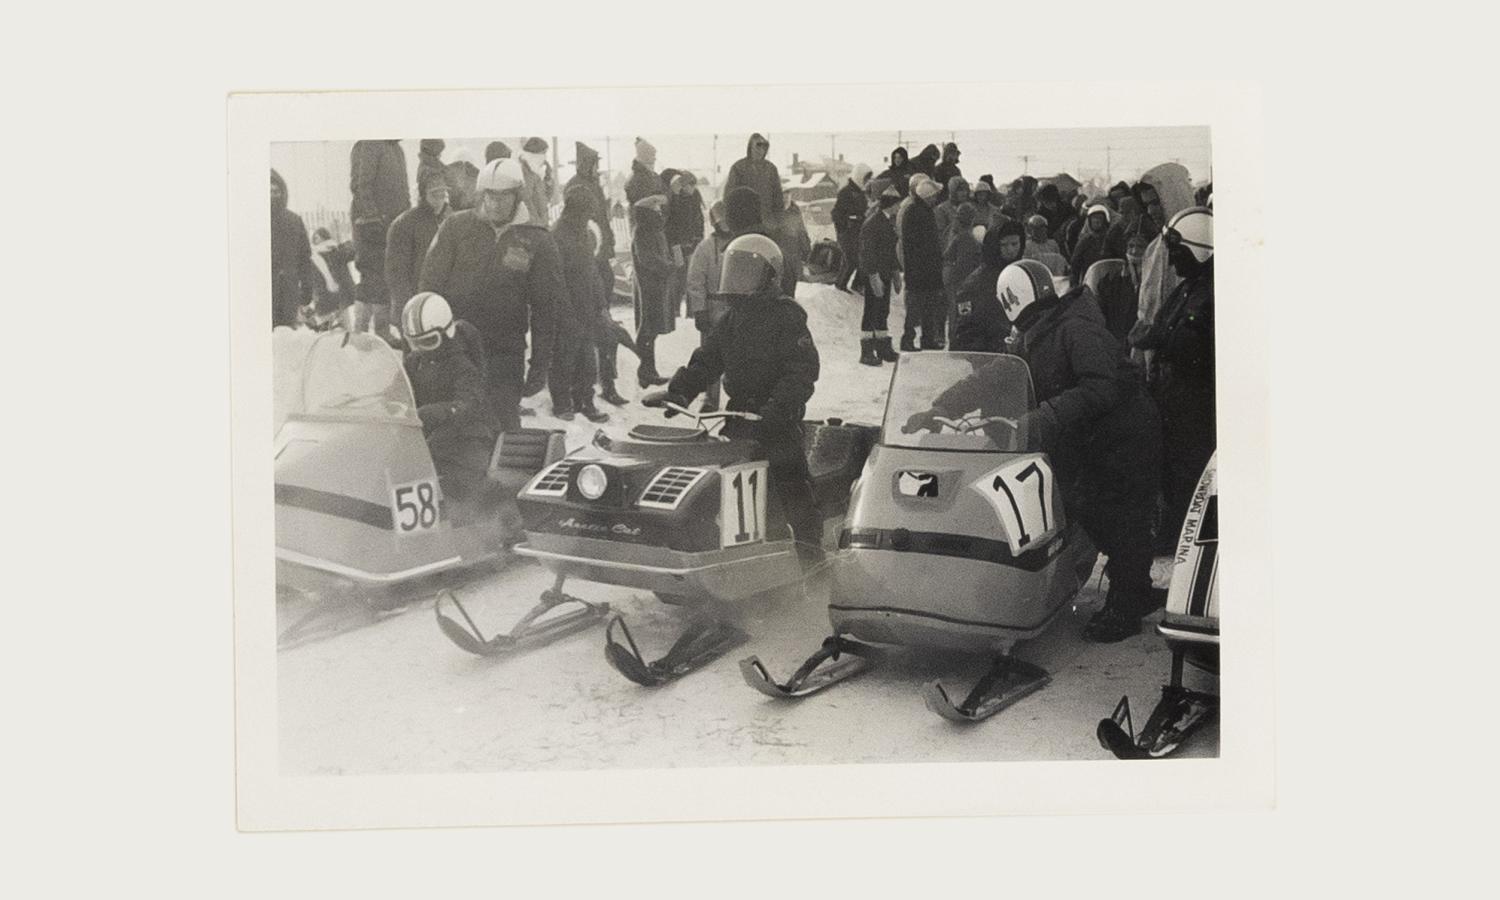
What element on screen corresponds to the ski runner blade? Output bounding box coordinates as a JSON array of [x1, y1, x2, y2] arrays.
[[434, 589, 609, 657], [922, 657, 1051, 723], [739, 638, 873, 699], [1096, 718, 1152, 760], [604, 613, 748, 687]]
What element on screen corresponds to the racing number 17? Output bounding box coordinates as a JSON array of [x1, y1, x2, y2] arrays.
[[981, 458, 1054, 554]]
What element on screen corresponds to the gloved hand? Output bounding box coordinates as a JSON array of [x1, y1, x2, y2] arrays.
[[522, 368, 548, 398], [1017, 403, 1059, 452], [902, 409, 943, 434], [417, 402, 455, 436], [869, 273, 885, 298], [641, 389, 688, 417]]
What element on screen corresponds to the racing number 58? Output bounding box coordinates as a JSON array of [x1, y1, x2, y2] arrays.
[[392, 480, 439, 533]]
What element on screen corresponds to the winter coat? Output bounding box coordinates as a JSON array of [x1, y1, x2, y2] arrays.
[[625, 159, 665, 207], [417, 208, 560, 374], [415, 141, 445, 205], [311, 239, 357, 315], [566, 144, 616, 261], [1135, 261, 1213, 396], [1069, 226, 1112, 285], [668, 294, 819, 426], [933, 178, 972, 246], [1093, 268, 1140, 345], [1023, 244, 1071, 277], [775, 203, 812, 295], [385, 201, 449, 313], [950, 263, 1009, 352], [898, 199, 944, 291], [832, 179, 867, 242], [349, 140, 411, 231], [551, 209, 612, 342], [630, 204, 676, 334], [933, 160, 963, 193], [859, 209, 899, 284], [722, 134, 785, 234], [404, 336, 492, 446], [686, 230, 732, 321], [942, 220, 985, 294], [910, 144, 941, 182], [878, 147, 913, 198], [270, 170, 315, 325], [665, 190, 706, 250]]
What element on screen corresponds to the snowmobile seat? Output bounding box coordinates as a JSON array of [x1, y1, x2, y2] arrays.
[[488, 428, 567, 492], [628, 424, 712, 444], [608, 436, 763, 467]]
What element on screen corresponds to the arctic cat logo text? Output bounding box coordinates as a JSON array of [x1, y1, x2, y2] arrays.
[[557, 516, 642, 537], [897, 471, 939, 497]]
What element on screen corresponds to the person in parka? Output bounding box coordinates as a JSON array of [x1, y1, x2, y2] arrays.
[[630, 193, 676, 387], [908, 259, 1163, 643], [723, 133, 785, 237], [418, 158, 560, 434], [933, 142, 963, 195], [1069, 205, 1114, 286], [910, 143, 941, 183], [349, 140, 411, 335], [941, 202, 985, 339], [518, 137, 555, 226], [308, 227, 357, 323], [665, 171, 706, 318], [933, 176, 972, 248], [567, 141, 628, 406], [625, 137, 666, 208], [270, 169, 316, 328], [832, 163, 872, 293], [399, 291, 494, 505], [950, 219, 1027, 353], [416, 139, 446, 200], [857, 180, 904, 365], [899, 177, 947, 350], [877, 146, 913, 197], [684, 200, 732, 410], [646, 233, 825, 567], [384, 167, 450, 319], [1132, 207, 1215, 553], [548, 185, 610, 422]]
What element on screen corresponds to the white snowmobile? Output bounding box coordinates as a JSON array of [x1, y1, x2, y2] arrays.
[[739, 352, 1099, 721], [1096, 452, 1219, 758]]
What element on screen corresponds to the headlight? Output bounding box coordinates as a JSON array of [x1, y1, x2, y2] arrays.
[[577, 464, 609, 500]]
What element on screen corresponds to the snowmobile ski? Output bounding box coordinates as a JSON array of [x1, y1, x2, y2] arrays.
[[435, 575, 610, 657], [604, 612, 747, 687], [1096, 685, 1218, 760], [739, 636, 872, 699], [923, 656, 1051, 723]]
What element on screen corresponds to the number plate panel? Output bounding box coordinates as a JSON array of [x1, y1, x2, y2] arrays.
[[719, 462, 768, 548]]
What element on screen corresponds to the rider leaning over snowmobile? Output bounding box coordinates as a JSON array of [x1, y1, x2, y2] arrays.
[[399, 292, 494, 504], [643, 233, 825, 568], [906, 259, 1164, 642]]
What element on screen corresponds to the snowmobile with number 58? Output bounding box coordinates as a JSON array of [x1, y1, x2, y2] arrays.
[[740, 351, 1098, 722]]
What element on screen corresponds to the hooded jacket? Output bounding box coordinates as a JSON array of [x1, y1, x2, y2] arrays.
[[565, 143, 615, 262], [722, 133, 785, 233], [1134, 259, 1213, 395], [933, 144, 962, 193], [910, 144, 941, 181], [665, 184, 706, 249], [877, 147, 912, 197], [668, 292, 819, 427], [897, 193, 944, 291], [552, 191, 610, 339], [859, 206, 899, 286], [1069, 216, 1114, 284], [685, 218, 732, 321], [933, 176, 972, 246], [942, 204, 985, 292], [832, 172, 869, 241], [416, 140, 445, 205], [950, 223, 1027, 352], [625, 158, 666, 208], [270, 169, 316, 325], [417, 205, 561, 372], [349, 140, 411, 229]]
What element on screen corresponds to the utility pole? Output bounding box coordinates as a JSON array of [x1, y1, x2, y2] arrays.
[[712, 134, 718, 178], [1106, 146, 1112, 182], [830, 133, 836, 161], [1021, 154, 1029, 174]]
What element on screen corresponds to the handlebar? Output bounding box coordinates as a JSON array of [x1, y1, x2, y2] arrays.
[[662, 401, 762, 423]]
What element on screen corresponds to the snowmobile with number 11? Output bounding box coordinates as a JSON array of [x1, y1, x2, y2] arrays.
[[740, 352, 1098, 722]]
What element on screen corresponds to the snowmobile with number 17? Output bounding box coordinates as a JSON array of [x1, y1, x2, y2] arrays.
[[740, 352, 1098, 721]]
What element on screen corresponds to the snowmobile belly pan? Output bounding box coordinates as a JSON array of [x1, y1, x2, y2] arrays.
[[513, 532, 803, 601]]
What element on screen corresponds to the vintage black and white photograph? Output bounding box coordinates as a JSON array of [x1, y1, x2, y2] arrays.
[[231, 83, 1270, 828]]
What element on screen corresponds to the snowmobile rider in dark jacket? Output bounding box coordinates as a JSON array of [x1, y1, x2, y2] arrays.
[[950, 219, 1026, 352], [400, 291, 494, 504], [1132, 206, 1215, 550], [644, 234, 825, 567], [418, 158, 560, 433], [877, 146, 913, 197], [907, 260, 1164, 642]]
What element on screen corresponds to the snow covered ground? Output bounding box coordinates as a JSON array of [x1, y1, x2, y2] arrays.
[[276, 282, 1217, 774]]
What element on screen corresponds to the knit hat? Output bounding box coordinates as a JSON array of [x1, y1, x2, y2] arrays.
[[849, 162, 872, 187], [973, 179, 994, 196], [724, 186, 762, 232], [485, 141, 511, 162], [522, 136, 548, 154], [708, 200, 727, 233], [914, 178, 941, 201], [877, 182, 902, 210], [635, 137, 657, 167]]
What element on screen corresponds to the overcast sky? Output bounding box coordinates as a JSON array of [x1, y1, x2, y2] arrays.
[[271, 126, 1211, 216]]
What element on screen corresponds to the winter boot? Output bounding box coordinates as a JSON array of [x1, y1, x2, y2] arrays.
[[599, 382, 628, 406], [579, 402, 610, 423], [1083, 583, 1148, 644], [875, 333, 900, 362], [636, 337, 670, 388], [899, 333, 920, 353], [553, 403, 576, 422], [859, 337, 882, 367]]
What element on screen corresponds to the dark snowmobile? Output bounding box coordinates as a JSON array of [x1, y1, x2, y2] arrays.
[[436, 401, 876, 684], [739, 352, 1098, 722], [1097, 452, 1219, 758]]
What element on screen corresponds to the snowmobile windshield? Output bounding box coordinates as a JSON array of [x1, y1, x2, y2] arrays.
[[882, 352, 1035, 452], [286, 331, 417, 425]]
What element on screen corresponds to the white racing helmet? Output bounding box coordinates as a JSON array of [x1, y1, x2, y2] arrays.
[[1164, 206, 1213, 263], [401, 291, 455, 352], [474, 158, 525, 195], [996, 259, 1057, 325], [719, 233, 784, 297]]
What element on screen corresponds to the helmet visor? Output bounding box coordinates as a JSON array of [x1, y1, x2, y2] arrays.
[[719, 248, 775, 296]]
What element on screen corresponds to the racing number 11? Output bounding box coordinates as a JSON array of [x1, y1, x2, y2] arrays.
[[721, 463, 767, 547], [732, 469, 760, 542]]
